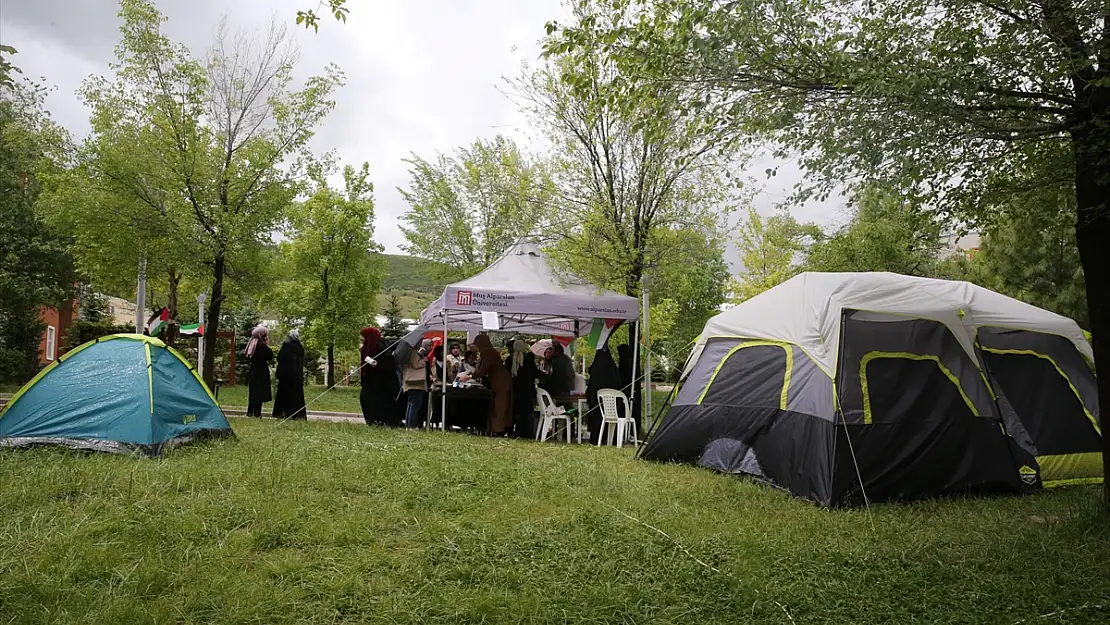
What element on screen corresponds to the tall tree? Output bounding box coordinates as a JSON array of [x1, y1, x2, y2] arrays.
[[399, 135, 551, 278], [278, 162, 383, 386], [732, 207, 819, 303], [66, 0, 342, 387], [381, 292, 408, 337], [941, 192, 1088, 327], [0, 47, 75, 381], [513, 33, 740, 298], [549, 0, 1110, 501], [805, 187, 946, 276]]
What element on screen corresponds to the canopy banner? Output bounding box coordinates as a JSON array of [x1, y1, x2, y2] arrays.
[[442, 286, 637, 320]]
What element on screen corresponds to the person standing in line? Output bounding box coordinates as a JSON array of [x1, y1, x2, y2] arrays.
[[272, 329, 307, 420], [586, 348, 621, 445], [244, 325, 273, 417], [506, 338, 539, 438], [462, 333, 513, 436], [360, 327, 403, 426], [617, 342, 640, 434], [403, 339, 432, 428]]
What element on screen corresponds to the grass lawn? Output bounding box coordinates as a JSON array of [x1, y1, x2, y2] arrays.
[[1, 419, 1107, 624]]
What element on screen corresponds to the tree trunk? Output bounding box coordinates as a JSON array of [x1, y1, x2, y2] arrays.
[[326, 342, 335, 388], [1072, 124, 1110, 508], [202, 254, 225, 390]]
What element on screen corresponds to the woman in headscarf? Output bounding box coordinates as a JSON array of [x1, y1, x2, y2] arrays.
[[272, 329, 307, 420], [244, 325, 273, 417], [617, 342, 640, 433], [505, 338, 539, 438], [360, 327, 402, 427], [464, 333, 513, 436], [586, 347, 622, 444], [402, 338, 432, 428]]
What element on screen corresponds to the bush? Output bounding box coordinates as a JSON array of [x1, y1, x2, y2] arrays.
[[65, 320, 134, 352], [0, 308, 44, 384]]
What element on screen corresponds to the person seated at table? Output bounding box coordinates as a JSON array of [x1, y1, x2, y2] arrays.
[[457, 334, 512, 436], [463, 349, 479, 376], [445, 342, 464, 383], [505, 337, 540, 438], [586, 348, 621, 445], [538, 346, 554, 376], [539, 342, 575, 396]]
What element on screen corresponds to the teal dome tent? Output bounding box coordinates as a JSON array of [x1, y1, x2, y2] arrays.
[[0, 334, 234, 455]]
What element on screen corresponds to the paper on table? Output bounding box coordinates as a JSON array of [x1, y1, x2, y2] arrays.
[[481, 311, 500, 330]]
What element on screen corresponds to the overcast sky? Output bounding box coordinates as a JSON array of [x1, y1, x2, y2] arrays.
[[2, 0, 848, 266]]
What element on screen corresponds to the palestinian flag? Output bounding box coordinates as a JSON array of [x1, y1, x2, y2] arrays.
[[179, 323, 204, 336], [147, 308, 169, 336], [587, 318, 621, 349]]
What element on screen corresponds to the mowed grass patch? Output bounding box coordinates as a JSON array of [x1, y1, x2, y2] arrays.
[[214, 384, 363, 414], [0, 419, 1107, 624]]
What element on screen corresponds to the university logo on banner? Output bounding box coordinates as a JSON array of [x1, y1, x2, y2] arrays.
[[456, 291, 473, 306]]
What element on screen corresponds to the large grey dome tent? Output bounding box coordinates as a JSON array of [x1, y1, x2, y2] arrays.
[[641, 272, 1101, 507]]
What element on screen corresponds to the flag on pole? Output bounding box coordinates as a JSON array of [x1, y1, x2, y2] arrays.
[[146, 308, 169, 336], [587, 318, 621, 349], [179, 323, 204, 336]]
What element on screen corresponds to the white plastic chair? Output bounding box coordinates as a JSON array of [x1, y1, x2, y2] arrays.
[[536, 388, 572, 443], [596, 389, 637, 448]]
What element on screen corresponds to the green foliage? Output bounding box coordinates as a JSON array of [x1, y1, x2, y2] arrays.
[[51, 0, 343, 386], [2, 421, 1108, 623], [938, 192, 1088, 328], [64, 320, 134, 351], [277, 162, 384, 383], [731, 207, 819, 303], [77, 289, 108, 324], [0, 47, 75, 382], [515, 32, 741, 298], [973, 205, 1086, 328], [805, 186, 946, 277], [296, 0, 349, 33], [399, 135, 552, 279], [381, 292, 409, 338]]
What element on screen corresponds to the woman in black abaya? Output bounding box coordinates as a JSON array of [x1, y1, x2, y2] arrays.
[[617, 343, 641, 434], [360, 327, 403, 426], [585, 348, 622, 445], [272, 329, 307, 419]]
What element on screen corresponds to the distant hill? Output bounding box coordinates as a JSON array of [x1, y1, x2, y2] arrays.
[[381, 254, 449, 294], [380, 254, 450, 318]]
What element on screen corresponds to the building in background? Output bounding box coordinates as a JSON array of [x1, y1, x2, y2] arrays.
[[104, 295, 143, 327], [38, 298, 79, 364]]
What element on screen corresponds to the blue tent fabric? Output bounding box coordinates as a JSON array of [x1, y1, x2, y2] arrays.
[[0, 334, 233, 455]]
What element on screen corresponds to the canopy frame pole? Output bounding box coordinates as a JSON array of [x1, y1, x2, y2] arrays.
[[631, 317, 640, 436], [441, 309, 449, 431]]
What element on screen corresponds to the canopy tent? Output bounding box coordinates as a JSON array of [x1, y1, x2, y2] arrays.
[[648, 272, 1100, 507], [418, 241, 639, 336], [411, 241, 641, 432]]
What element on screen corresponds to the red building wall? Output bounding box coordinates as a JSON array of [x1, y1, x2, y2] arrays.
[[38, 298, 79, 364]]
